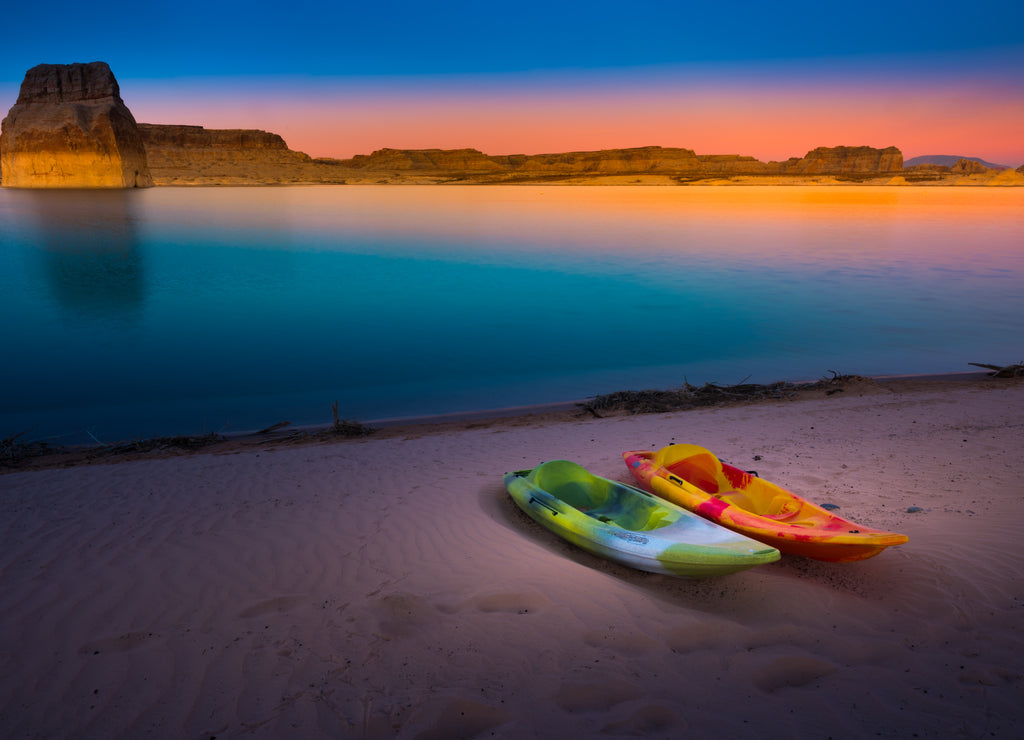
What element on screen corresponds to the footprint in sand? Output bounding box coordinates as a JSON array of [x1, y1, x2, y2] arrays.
[[747, 654, 838, 692], [552, 677, 644, 713], [601, 704, 683, 735], [663, 620, 751, 653], [582, 627, 658, 654], [78, 631, 158, 655], [469, 591, 551, 615], [407, 697, 512, 740], [236, 595, 308, 619], [372, 593, 443, 639]]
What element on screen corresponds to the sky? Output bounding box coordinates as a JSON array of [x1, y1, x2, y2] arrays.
[[2, 0, 1023, 166]]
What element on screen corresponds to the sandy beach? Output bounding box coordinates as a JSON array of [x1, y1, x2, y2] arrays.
[[1, 375, 1022, 738]]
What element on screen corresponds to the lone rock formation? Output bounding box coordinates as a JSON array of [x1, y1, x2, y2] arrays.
[[0, 62, 152, 188]]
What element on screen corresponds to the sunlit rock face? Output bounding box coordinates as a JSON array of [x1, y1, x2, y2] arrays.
[[950, 158, 989, 174], [343, 147, 506, 172], [137, 124, 316, 183], [697, 154, 772, 175], [0, 62, 153, 188], [497, 146, 704, 174], [340, 145, 904, 178], [342, 146, 707, 175], [904, 163, 951, 173], [138, 124, 303, 153], [777, 146, 903, 175]]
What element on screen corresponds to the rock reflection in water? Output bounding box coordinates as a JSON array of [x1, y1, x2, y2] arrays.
[[21, 190, 145, 318]]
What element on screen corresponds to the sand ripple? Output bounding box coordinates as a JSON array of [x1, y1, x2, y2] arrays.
[[2, 381, 1022, 737]]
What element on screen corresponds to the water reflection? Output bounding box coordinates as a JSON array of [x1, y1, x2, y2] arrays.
[[0, 185, 1020, 445], [185, 184, 1024, 270], [20, 190, 145, 318]]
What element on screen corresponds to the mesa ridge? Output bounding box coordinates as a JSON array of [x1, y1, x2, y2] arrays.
[[1, 62, 1021, 188]]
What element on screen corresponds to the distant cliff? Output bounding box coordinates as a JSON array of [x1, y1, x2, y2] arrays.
[[949, 158, 990, 175], [115, 139, 919, 185], [0, 62, 152, 188], [338, 145, 899, 179], [138, 124, 323, 184], [341, 147, 507, 172], [136, 142, 792, 184], [905, 155, 1010, 170], [775, 146, 903, 175], [696, 154, 772, 175], [498, 146, 705, 174], [342, 145, 702, 176]]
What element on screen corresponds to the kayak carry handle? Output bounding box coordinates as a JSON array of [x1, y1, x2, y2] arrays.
[[529, 497, 560, 516]]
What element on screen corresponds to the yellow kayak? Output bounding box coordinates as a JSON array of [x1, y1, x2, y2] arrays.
[[623, 444, 908, 562]]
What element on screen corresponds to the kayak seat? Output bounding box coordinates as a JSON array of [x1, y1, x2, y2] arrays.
[[533, 461, 611, 511], [657, 446, 726, 494], [532, 460, 679, 532], [715, 490, 759, 512], [553, 481, 603, 511], [761, 496, 802, 519], [586, 495, 677, 532]]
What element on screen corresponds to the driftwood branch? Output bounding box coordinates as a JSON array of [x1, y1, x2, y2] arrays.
[[969, 362, 1024, 378], [93, 433, 227, 457], [257, 420, 292, 434], [331, 401, 376, 437], [1, 431, 52, 466], [579, 380, 796, 416], [578, 371, 869, 416]]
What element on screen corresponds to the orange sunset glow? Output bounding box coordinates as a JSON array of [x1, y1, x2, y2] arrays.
[[116, 64, 1024, 166]]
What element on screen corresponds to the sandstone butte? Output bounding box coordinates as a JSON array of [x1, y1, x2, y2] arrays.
[[1, 62, 1021, 188], [0, 62, 153, 188]]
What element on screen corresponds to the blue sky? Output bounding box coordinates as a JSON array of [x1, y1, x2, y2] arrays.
[[3, 1, 1022, 78], [2, 1, 1023, 163]]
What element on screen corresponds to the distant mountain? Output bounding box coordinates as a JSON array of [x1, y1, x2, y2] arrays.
[[904, 155, 1010, 170]]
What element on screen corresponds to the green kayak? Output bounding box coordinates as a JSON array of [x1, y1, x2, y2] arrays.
[[504, 460, 780, 578]]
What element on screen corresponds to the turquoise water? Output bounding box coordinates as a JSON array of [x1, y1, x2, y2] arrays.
[[1, 185, 1022, 444]]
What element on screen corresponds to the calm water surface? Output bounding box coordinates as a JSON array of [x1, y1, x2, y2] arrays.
[[1, 185, 1022, 443]]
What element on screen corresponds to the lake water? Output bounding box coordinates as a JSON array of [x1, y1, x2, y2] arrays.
[[1, 185, 1022, 444]]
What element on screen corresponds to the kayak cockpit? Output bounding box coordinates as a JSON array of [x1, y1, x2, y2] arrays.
[[529, 460, 680, 532]]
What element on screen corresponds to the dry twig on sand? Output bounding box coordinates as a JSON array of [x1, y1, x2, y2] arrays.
[[88, 433, 227, 459], [329, 419, 376, 437], [800, 370, 873, 395], [1, 431, 53, 467], [969, 362, 1024, 378], [331, 401, 376, 437]]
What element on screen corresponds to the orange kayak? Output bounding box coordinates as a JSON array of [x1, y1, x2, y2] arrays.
[[623, 444, 908, 562]]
